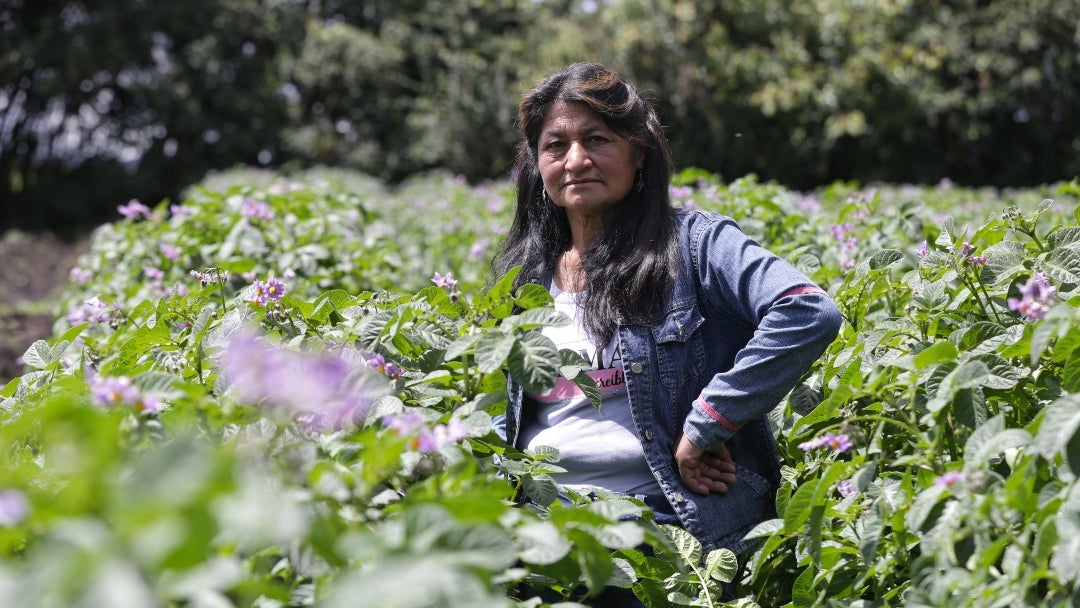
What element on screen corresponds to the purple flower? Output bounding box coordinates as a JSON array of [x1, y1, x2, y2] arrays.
[[383, 410, 425, 435], [798, 432, 854, 453], [170, 204, 194, 217], [241, 198, 275, 221], [117, 199, 153, 220], [69, 267, 93, 284], [959, 242, 976, 258], [0, 490, 29, 527], [382, 411, 468, 453], [837, 479, 857, 498], [968, 254, 988, 266], [67, 296, 110, 325], [191, 268, 227, 287], [366, 353, 404, 379], [934, 470, 964, 488], [250, 277, 286, 306], [159, 243, 182, 262], [432, 272, 458, 289], [668, 185, 693, 202], [795, 193, 822, 214], [916, 240, 929, 259], [218, 331, 386, 431], [89, 375, 142, 407], [829, 223, 854, 240], [143, 266, 165, 281], [469, 238, 491, 259], [1008, 272, 1056, 321]]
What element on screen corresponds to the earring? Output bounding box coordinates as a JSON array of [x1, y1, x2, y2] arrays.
[[634, 170, 645, 193], [541, 189, 552, 204]]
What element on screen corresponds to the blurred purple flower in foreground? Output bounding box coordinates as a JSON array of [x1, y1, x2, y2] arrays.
[[382, 411, 467, 453], [798, 432, 854, 454], [219, 331, 387, 432], [1008, 272, 1056, 321], [934, 470, 964, 489], [0, 490, 29, 526], [88, 373, 161, 413]]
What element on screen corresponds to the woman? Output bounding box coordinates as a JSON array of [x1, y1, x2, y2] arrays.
[[493, 62, 842, 599]]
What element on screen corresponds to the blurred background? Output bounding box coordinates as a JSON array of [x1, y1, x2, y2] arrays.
[[3, 0, 1078, 236]]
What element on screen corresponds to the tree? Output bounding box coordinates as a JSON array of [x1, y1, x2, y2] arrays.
[[0, 0, 305, 232]]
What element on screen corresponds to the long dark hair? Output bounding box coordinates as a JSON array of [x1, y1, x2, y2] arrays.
[[494, 62, 679, 344]]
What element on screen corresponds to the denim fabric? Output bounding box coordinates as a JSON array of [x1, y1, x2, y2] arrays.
[[497, 209, 842, 554]]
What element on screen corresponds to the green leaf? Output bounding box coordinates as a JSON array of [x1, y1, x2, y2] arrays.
[[1042, 247, 1080, 284], [867, 249, 904, 270], [516, 521, 572, 565], [513, 283, 553, 309], [1047, 226, 1080, 251], [1051, 488, 1080, 583], [1064, 356, 1080, 393], [663, 525, 703, 565], [474, 332, 515, 374], [742, 518, 783, 540], [963, 416, 1032, 468], [444, 333, 479, 361], [480, 267, 520, 310], [521, 473, 559, 507], [913, 341, 958, 369], [564, 367, 600, 410], [512, 308, 571, 331], [927, 360, 989, 413], [967, 353, 1022, 389], [566, 528, 613, 593], [905, 485, 947, 532], [859, 502, 884, 566], [1035, 395, 1080, 469], [20, 340, 53, 369], [979, 240, 1027, 284], [508, 332, 561, 396], [703, 549, 738, 582], [791, 565, 817, 608]]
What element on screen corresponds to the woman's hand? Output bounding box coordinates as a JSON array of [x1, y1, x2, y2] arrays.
[[675, 434, 737, 496]]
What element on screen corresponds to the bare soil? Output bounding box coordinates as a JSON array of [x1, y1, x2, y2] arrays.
[[0, 230, 90, 382]]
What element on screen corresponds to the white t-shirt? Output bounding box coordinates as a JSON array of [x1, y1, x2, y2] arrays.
[[518, 283, 661, 496]]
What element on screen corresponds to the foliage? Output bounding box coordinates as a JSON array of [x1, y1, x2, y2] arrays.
[[3, 167, 1080, 606], [4, 0, 1078, 232]]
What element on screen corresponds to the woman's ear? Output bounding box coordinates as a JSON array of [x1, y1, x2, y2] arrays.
[[635, 148, 646, 169]]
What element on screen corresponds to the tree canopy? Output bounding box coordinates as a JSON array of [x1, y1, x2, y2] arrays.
[[2, 0, 1078, 232]]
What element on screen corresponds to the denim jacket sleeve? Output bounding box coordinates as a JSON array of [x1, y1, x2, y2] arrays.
[[680, 211, 843, 450]]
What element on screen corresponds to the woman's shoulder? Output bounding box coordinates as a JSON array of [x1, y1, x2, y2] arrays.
[[673, 207, 742, 238]]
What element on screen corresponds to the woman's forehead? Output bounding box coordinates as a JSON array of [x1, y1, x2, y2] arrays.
[[540, 101, 610, 136]]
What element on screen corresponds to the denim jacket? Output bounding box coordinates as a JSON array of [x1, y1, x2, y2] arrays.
[[498, 209, 843, 554]]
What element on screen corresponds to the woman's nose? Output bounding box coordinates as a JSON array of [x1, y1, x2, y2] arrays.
[[565, 141, 591, 170]]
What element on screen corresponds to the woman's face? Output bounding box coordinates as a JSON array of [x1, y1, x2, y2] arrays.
[[537, 100, 644, 223]]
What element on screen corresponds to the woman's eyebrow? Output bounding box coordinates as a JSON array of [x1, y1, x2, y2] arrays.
[[540, 123, 608, 140]]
